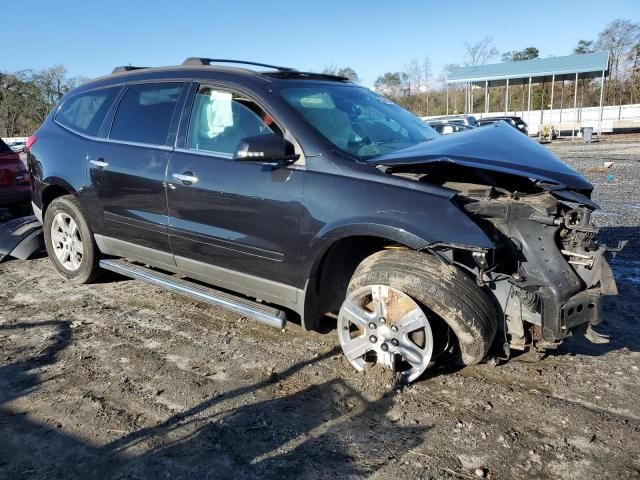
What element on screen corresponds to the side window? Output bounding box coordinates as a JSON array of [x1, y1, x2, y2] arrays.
[[186, 87, 282, 157], [110, 83, 182, 145], [56, 87, 120, 136]]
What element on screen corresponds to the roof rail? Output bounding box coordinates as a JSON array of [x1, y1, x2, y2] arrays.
[[111, 66, 148, 74], [262, 71, 349, 82], [182, 57, 297, 72]]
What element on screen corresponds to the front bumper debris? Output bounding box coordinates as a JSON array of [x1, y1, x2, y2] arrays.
[[463, 190, 624, 347]]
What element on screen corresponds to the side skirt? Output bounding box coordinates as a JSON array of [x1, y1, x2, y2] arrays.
[[94, 234, 304, 314], [99, 258, 286, 329]]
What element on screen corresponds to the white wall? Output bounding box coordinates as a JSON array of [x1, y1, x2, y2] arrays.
[[423, 103, 640, 136], [475, 103, 640, 136], [1, 136, 28, 144]]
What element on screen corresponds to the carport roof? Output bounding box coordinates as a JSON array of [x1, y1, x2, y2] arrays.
[[446, 51, 609, 85]]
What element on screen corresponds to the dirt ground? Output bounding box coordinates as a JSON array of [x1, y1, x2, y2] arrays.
[[1, 139, 639, 480]]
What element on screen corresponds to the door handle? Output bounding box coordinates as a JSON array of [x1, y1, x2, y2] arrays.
[[89, 158, 109, 168], [172, 172, 199, 185]]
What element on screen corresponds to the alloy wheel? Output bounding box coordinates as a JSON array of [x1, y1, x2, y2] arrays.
[[337, 284, 433, 382], [50, 212, 84, 271]]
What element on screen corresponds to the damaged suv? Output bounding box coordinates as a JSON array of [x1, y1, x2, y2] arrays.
[[28, 58, 622, 382]]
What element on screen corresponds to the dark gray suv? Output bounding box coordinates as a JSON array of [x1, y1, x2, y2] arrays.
[[27, 58, 622, 382]]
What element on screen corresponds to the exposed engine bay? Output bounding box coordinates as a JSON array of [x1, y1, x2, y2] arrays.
[[382, 163, 626, 355]]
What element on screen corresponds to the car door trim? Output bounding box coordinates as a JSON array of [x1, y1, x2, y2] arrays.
[[173, 254, 300, 306], [94, 234, 176, 270], [104, 212, 168, 235], [168, 228, 284, 262], [56, 121, 176, 151], [93, 234, 300, 309]]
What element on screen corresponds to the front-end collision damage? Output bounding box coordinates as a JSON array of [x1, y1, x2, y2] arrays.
[[372, 124, 626, 354], [459, 187, 625, 350]]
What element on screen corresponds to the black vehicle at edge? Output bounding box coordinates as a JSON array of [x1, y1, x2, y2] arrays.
[[478, 116, 529, 135], [27, 58, 622, 382]]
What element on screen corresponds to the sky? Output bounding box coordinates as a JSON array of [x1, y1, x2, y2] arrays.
[[2, 0, 639, 87]]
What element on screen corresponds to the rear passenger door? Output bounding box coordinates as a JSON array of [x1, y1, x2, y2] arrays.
[[88, 82, 187, 268]]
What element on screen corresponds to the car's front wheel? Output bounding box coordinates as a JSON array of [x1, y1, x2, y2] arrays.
[[337, 250, 497, 382], [43, 195, 102, 284]]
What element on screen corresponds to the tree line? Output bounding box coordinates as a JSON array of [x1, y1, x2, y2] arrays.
[[0, 66, 85, 137], [1, 18, 638, 136], [336, 18, 640, 117]]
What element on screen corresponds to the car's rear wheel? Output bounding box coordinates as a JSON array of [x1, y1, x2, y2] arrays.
[[338, 250, 497, 382], [43, 195, 102, 283]]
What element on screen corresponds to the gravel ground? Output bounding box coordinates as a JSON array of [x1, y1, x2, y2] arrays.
[[0, 138, 639, 480]]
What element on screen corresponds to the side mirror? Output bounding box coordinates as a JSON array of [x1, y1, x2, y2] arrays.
[[234, 134, 299, 165]]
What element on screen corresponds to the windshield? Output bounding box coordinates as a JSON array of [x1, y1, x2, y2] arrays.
[[280, 85, 439, 160]]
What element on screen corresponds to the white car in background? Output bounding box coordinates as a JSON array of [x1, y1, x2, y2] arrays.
[[9, 141, 27, 153]]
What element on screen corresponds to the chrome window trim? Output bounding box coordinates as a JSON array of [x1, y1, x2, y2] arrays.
[[54, 121, 174, 151], [173, 147, 233, 159]]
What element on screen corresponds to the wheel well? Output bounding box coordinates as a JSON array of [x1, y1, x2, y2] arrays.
[[42, 185, 71, 215], [303, 236, 407, 330]]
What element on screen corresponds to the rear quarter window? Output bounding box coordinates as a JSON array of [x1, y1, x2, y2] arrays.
[[56, 87, 120, 136]]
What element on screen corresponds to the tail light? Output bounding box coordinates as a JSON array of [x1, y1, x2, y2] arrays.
[[26, 135, 37, 152]]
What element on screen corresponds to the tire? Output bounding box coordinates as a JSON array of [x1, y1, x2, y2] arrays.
[[43, 195, 102, 284], [347, 250, 497, 366]]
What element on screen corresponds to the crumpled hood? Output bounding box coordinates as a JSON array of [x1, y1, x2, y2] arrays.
[[371, 122, 593, 191]]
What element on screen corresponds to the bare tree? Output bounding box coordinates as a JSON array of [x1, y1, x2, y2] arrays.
[[403, 58, 422, 95], [440, 63, 462, 113], [628, 42, 640, 103], [423, 55, 432, 114], [464, 36, 499, 66], [596, 19, 640, 104]]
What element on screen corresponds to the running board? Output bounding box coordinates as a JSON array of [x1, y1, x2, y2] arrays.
[[99, 258, 286, 329]]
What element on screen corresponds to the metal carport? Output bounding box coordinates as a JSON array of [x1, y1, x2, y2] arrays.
[[446, 52, 609, 137]]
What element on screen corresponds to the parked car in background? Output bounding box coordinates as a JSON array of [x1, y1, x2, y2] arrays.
[[9, 141, 27, 153], [28, 58, 621, 382], [426, 120, 474, 135], [0, 138, 31, 217], [424, 114, 478, 128], [477, 116, 528, 135]]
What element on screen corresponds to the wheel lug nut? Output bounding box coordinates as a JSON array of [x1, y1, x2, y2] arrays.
[[391, 338, 399, 347], [369, 335, 377, 343], [368, 322, 376, 329], [391, 325, 398, 333], [379, 317, 386, 324], [380, 343, 389, 352]]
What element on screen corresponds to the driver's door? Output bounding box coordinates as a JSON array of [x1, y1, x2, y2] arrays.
[[166, 85, 304, 304]]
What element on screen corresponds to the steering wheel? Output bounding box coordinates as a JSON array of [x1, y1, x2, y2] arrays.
[[348, 122, 372, 148]]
